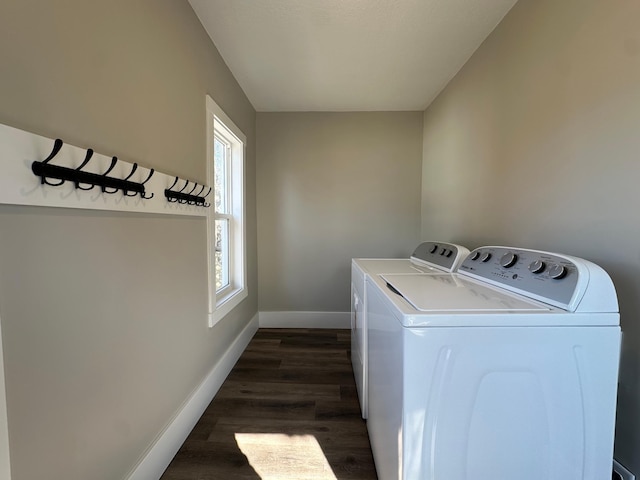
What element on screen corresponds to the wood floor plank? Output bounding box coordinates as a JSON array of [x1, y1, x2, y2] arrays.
[[241, 349, 348, 362], [279, 357, 353, 371], [215, 380, 341, 401], [162, 439, 260, 479], [321, 448, 379, 480], [234, 357, 283, 369], [161, 328, 377, 480], [337, 332, 351, 343], [340, 385, 360, 401], [209, 417, 370, 447], [315, 400, 363, 422], [205, 397, 317, 421], [227, 367, 356, 386]]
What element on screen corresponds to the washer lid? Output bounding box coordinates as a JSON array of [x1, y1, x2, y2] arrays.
[[381, 274, 552, 313], [355, 258, 439, 275]]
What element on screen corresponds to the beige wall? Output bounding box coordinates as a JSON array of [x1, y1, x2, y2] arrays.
[[0, 1, 257, 479], [422, 0, 640, 471], [257, 112, 423, 312]]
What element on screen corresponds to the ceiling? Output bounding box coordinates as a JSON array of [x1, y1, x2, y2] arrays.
[[189, 0, 518, 112]]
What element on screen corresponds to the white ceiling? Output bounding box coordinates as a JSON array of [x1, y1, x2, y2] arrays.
[[189, 0, 518, 112]]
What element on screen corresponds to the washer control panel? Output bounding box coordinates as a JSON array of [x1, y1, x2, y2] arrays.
[[458, 247, 580, 308], [411, 241, 466, 272]]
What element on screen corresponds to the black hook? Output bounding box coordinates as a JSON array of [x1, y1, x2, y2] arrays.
[[177, 179, 190, 203], [42, 138, 64, 164], [38, 139, 66, 186], [168, 176, 180, 191], [140, 169, 155, 199], [166, 177, 180, 202], [203, 186, 213, 207], [74, 149, 96, 190], [186, 183, 199, 204], [76, 149, 94, 171], [103, 157, 118, 176], [123, 163, 138, 182], [141, 168, 154, 186], [101, 157, 120, 194], [178, 179, 189, 193], [122, 163, 139, 197]]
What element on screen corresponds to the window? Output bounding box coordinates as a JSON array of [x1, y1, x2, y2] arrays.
[[206, 95, 246, 327]]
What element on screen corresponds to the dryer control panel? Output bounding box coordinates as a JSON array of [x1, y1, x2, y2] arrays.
[[458, 247, 583, 310], [411, 241, 469, 272]]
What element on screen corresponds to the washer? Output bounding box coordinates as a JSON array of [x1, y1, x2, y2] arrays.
[[366, 246, 621, 480], [351, 241, 469, 419]]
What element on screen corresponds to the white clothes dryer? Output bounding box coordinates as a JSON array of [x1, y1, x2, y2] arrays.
[[366, 246, 621, 480], [351, 242, 469, 419]]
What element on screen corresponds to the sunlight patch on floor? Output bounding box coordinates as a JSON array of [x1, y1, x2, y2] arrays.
[[234, 433, 338, 479]]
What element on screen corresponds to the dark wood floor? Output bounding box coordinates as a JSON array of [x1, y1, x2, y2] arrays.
[[161, 328, 377, 480]]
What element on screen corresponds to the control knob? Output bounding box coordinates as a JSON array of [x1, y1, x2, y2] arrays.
[[429, 244, 438, 254], [470, 251, 481, 261], [480, 252, 492, 263], [500, 252, 518, 268], [548, 263, 567, 280], [528, 260, 546, 274]]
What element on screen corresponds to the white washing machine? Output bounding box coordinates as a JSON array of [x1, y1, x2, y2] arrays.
[[366, 246, 621, 480], [351, 241, 469, 419]]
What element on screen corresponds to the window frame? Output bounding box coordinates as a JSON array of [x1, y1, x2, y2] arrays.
[[206, 95, 247, 327]]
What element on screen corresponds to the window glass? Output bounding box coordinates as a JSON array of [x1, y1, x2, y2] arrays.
[[214, 136, 228, 214], [214, 218, 229, 290]]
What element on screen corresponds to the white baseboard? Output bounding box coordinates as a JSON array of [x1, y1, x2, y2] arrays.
[[126, 313, 259, 480], [259, 311, 350, 329]]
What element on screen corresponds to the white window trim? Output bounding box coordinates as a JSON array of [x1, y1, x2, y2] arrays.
[[206, 95, 247, 327]]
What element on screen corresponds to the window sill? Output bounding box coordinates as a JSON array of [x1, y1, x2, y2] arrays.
[[208, 287, 248, 327]]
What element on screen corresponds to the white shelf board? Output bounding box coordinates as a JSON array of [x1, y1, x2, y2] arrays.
[[0, 122, 207, 217]]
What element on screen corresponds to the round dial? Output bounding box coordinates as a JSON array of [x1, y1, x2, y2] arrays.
[[470, 251, 480, 261], [528, 260, 546, 274], [548, 264, 567, 279], [440, 248, 447, 256], [445, 249, 453, 258], [500, 252, 518, 268], [480, 252, 492, 263], [429, 244, 438, 254]]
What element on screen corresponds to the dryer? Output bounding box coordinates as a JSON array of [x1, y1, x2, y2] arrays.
[[366, 246, 621, 480], [351, 241, 469, 419]]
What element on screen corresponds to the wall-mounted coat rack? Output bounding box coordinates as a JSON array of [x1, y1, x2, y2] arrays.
[[32, 139, 155, 199], [165, 177, 211, 207], [0, 122, 210, 217]]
